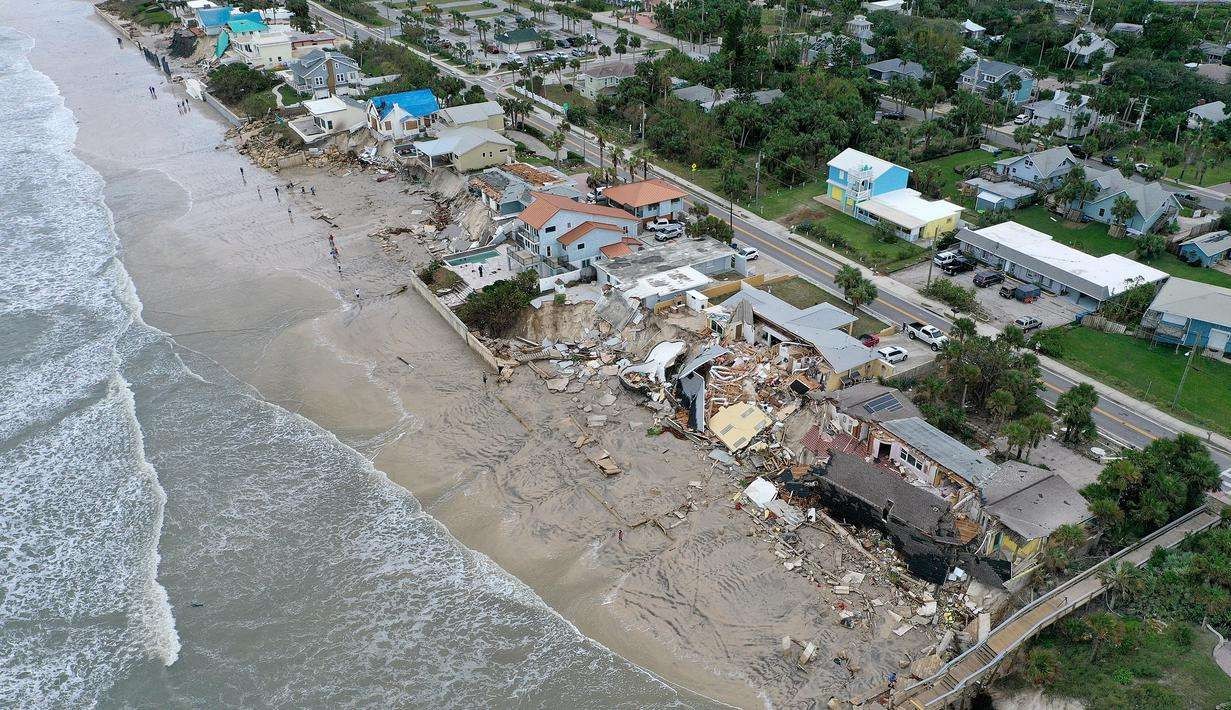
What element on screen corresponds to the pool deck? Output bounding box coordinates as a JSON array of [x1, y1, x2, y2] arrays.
[[446, 244, 514, 291]]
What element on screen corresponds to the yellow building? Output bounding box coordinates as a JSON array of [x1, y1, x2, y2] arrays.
[[411, 127, 515, 173], [852, 187, 963, 243]]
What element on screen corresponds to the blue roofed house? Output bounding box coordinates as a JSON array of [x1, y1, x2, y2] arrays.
[[366, 89, 441, 142], [1070, 168, 1180, 235], [196, 7, 263, 36], [959, 59, 1034, 105], [825, 148, 911, 212], [1178, 230, 1231, 267], [991, 146, 1080, 192], [1140, 277, 1231, 356]]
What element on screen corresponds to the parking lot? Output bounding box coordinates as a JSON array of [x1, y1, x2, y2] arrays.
[[894, 258, 1087, 331]]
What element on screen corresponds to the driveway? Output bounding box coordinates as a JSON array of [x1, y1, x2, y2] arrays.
[[893, 260, 1086, 331]]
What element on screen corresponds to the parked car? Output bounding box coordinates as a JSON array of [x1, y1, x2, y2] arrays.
[[646, 217, 679, 232], [859, 333, 880, 347], [653, 225, 684, 242], [940, 256, 975, 275], [571, 47, 588, 57], [905, 321, 949, 351], [1173, 190, 1197, 204], [567, 36, 584, 47], [505, 52, 521, 63], [1101, 154, 1120, 167], [998, 285, 1015, 299], [876, 345, 908, 364], [881, 111, 907, 121], [1066, 143, 1089, 159], [933, 249, 960, 267], [483, 43, 499, 53], [973, 270, 1005, 287], [736, 246, 759, 260], [1013, 113, 1029, 124], [1134, 162, 1151, 174], [555, 38, 569, 48], [586, 186, 606, 202], [1013, 316, 1042, 332]]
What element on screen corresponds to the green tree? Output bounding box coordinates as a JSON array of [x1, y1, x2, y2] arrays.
[[1043, 523, 1087, 574], [834, 265, 863, 301], [988, 389, 1016, 432], [1084, 612, 1125, 661], [1056, 383, 1098, 446], [1097, 561, 1145, 612], [1023, 412, 1054, 456], [1135, 233, 1165, 262], [685, 215, 734, 244], [1111, 194, 1137, 233], [1004, 420, 1031, 460], [456, 270, 539, 335]]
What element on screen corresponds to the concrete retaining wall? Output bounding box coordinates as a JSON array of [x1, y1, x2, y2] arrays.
[[408, 273, 501, 371], [203, 91, 247, 126]]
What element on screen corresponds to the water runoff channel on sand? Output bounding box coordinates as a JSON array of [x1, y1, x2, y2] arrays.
[[0, 2, 726, 707]]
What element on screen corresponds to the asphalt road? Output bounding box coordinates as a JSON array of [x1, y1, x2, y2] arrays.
[[307, 1, 1230, 469]]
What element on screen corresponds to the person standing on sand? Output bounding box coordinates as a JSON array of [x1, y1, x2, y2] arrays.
[[310, 186, 315, 196], [354, 288, 361, 301], [287, 207, 292, 221], [257, 186, 262, 201], [116, 36, 122, 46], [482, 373, 487, 387], [273, 186, 280, 201], [240, 166, 245, 183]]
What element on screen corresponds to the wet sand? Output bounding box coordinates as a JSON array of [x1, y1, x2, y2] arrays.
[[41, 8, 931, 709]]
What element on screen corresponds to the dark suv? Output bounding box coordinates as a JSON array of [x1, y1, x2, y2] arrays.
[[940, 256, 975, 275], [973, 270, 1005, 287]]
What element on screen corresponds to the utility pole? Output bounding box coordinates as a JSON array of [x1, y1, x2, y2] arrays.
[[754, 150, 762, 203], [1136, 96, 1149, 133], [1174, 325, 1201, 406]]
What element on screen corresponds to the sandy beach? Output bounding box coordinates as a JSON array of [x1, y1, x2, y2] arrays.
[[16, 5, 941, 707]]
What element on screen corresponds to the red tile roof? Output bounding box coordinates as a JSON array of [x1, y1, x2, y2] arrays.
[[557, 221, 624, 246], [517, 191, 636, 230], [601, 178, 686, 208]]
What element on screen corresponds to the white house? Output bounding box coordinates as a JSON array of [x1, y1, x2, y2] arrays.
[[601, 179, 687, 224], [577, 61, 638, 100], [514, 192, 641, 270], [1063, 32, 1116, 66], [1188, 100, 1229, 128], [287, 95, 367, 145], [961, 19, 985, 41], [366, 89, 441, 142]]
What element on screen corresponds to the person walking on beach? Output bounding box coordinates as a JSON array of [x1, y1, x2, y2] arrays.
[[240, 166, 246, 183], [478, 264, 484, 278], [257, 186, 262, 201], [273, 186, 280, 201], [310, 186, 315, 196], [287, 207, 293, 221], [354, 288, 361, 301], [482, 373, 488, 387], [116, 36, 122, 46]]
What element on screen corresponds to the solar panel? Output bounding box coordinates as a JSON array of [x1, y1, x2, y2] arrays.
[[863, 392, 904, 414]]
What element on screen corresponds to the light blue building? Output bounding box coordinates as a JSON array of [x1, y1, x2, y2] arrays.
[[1070, 168, 1179, 235], [959, 60, 1034, 105], [1142, 277, 1231, 355], [991, 146, 1079, 192], [194, 6, 263, 36], [1178, 230, 1231, 267], [825, 148, 910, 211]]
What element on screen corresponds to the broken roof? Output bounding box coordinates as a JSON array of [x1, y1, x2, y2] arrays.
[[824, 382, 922, 422], [1182, 229, 1231, 258], [879, 417, 1000, 487], [709, 402, 772, 452], [820, 453, 949, 532], [983, 461, 1092, 540], [720, 285, 876, 372]]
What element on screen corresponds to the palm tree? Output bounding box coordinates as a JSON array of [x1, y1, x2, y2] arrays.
[[474, 19, 490, 46], [848, 279, 877, 312], [1023, 413, 1053, 458], [547, 129, 566, 166], [593, 127, 610, 176], [1003, 421, 1031, 460], [834, 265, 862, 299], [988, 389, 1015, 432], [609, 139, 626, 183], [1110, 194, 1137, 235], [630, 146, 653, 180], [1097, 561, 1144, 612]]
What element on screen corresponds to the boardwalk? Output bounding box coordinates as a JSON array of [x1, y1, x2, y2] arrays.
[[886, 506, 1222, 709]]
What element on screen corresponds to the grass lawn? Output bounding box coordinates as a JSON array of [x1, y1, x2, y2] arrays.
[[748, 178, 830, 221], [1147, 252, 1231, 289], [914, 148, 1008, 202], [1141, 145, 1231, 187], [276, 85, 308, 106], [795, 205, 929, 273], [1051, 326, 1231, 436], [1020, 618, 1231, 710], [763, 277, 888, 336], [1011, 205, 1126, 256]]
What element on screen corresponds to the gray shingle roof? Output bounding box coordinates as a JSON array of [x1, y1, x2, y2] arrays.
[[1148, 276, 1231, 328], [1086, 167, 1179, 224], [866, 58, 928, 80], [983, 461, 1092, 540], [823, 382, 922, 422], [821, 452, 950, 532], [722, 285, 877, 372], [994, 146, 1078, 180], [1183, 230, 1231, 258], [880, 417, 1000, 487]]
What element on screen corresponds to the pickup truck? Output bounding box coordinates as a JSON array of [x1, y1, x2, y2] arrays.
[[905, 321, 950, 351]]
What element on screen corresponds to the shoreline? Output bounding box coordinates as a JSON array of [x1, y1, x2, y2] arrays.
[[55, 7, 769, 708]]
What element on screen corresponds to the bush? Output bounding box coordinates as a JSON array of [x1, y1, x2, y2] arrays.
[[208, 63, 276, 106], [921, 277, 979, 313], [457, 270, 539, 335], [1030, 329, 1065, 358], [239, 91, 276, 117]]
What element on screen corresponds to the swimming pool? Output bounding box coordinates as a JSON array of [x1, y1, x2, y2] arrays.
[[446, 249, 498, 266]]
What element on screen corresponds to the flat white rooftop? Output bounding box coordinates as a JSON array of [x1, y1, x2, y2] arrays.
[[967, 221, 1167, 297], [859, 188, 962, 230]]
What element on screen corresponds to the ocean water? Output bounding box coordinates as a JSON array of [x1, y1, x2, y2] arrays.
[[0, 18, 715, 710]]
